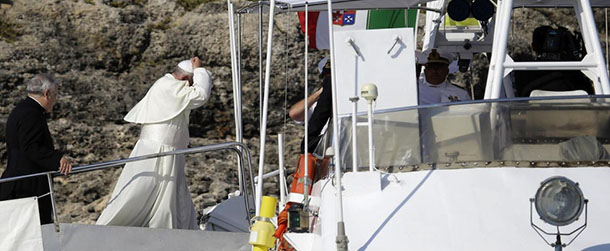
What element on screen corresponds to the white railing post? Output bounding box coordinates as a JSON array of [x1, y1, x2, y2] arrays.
[[278, 133, 287, 210], [575, 0, 610, 94], [255, 0, 276, 217], [303, 3, 310, 208], [349, 96, 359, 172], [486, 0, 513, 99], [366, 101, 375, 172], [227, 0, 245, 194], [326, 1, 349, 250]]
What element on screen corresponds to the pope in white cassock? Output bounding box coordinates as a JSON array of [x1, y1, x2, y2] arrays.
[[96, 57, 212, 229]]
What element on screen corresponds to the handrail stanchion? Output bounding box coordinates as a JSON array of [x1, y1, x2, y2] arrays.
[[239, 144, 256, 202], [46, 173, 59, 232], [350, 97, 359, 172], [232, 146, 251, 223], [278, 133, 287, 210]]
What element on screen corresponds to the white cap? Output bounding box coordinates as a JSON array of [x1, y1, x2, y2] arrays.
[[317, 57, 329, 74], [178, 60, 193, 73]]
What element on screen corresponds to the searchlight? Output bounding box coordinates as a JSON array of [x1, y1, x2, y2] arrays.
[[447, 0, 495, 22], [530, 176, 588, 251]]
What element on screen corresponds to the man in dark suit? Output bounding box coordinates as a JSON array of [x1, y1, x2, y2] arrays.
[[0, 73, 72, 224]]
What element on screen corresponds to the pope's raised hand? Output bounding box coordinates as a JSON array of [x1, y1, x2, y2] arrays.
[[191, 57, 202, 69]]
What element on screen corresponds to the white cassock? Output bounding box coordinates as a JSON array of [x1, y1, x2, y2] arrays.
[[96, 67, 212, 229]]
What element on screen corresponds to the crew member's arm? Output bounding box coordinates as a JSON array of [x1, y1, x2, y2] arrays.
[[304, 77, 333, 153], [289, 88, 323, 122]]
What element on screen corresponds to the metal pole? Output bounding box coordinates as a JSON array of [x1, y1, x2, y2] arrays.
[[367, 101, 375, 172], [227, 0, 244, 192], [303, 2, 310, 209], [606, 8, 609, 76], [235, 149, 252, 224], [238, 144, 257, 209], [255, 0, 276, 217], [326, 1, 349, 250], [350, 97, 359, 172], [554, 234, 563, 251], [484, 9, 505, 99], [237, 12, 243, 142], [46, 173, 59, 232], [576, 0, 610, 94], [238, 13, 242, 95], [605, 8, 610, 75], [258, 4, 264, 128], [278, 133, 287, 210], [488, 0, 514, 99], [236, 10, 245, 197]]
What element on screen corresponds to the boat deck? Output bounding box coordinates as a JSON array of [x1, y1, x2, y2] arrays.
[[41, 223, 250, 251]]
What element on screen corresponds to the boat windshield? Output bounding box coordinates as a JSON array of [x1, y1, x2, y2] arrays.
[[338, 96, 610, 169]]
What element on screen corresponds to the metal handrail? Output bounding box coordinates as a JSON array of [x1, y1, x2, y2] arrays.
[[0, 141, 256, 232]]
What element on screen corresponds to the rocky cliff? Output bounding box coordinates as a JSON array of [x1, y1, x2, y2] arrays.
[[0, 0, 608, 224]]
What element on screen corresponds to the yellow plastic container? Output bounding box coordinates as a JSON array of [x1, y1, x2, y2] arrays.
[[249, 196, 278, 251]]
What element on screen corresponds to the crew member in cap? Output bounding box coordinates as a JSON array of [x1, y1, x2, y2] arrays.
[[417, 49, 471, 105], [289, 57, 333, 154], [97, 57, 212, 229]]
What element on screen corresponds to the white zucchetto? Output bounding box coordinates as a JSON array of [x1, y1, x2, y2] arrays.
[[178, 60, 193, 73]]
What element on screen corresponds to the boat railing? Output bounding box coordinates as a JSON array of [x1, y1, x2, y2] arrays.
[[0, 141, 255, 232], [335, 96, 610, 169]]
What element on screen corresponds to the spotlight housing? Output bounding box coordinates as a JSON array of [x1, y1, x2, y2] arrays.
[[471, 0, 495, 21], [447, 0, 470, 21], [534, 176, 584, 226]]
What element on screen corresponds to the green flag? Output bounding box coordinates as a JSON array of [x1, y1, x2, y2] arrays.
[[367, 9, 418, 29]]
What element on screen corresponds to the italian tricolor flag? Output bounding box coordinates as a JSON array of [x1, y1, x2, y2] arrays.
[[298, 9, 418, 50]]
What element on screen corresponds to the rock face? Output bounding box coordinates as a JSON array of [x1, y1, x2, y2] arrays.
[[0, 0, 317, 224], [0, 0, 608, 225]]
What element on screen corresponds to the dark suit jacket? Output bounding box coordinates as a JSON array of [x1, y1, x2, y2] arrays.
[[0, 97, 63, 224], [301, 76, 333, 154]]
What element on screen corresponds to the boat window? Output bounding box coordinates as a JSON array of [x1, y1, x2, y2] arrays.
[[338, 96, 610, 169]]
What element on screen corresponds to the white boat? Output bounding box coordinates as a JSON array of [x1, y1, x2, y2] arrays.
[[234, 0, 610, 250], [1, 0, 610, 250]]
